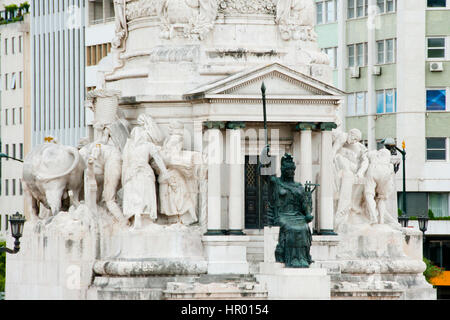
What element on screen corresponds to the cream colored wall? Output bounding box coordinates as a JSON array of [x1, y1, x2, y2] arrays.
[[0, 14, 29, 237]]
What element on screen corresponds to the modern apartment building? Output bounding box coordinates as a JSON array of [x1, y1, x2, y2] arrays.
[[315, 0, 450, 296], [30, 0, 87, 147], [0, 1, 30, 241]]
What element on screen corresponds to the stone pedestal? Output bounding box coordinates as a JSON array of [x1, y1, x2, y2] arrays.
[[202, 235, 250, 275], [258, 226, 331, 300], [257, 264, 330, 300]]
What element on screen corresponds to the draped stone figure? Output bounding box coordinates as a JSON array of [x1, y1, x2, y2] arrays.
[[157, 121, 202, 225], [122, 114, 169, 228], [159, 0, 219, 40], [112, 0, 129, 49], [276, 0, 316, 41]]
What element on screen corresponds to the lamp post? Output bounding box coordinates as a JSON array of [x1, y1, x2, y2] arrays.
[[383, 138, 408, 227], [0, 212, 26, 254], [418, 215, 429, 257]]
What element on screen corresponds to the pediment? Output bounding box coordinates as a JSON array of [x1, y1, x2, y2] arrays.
[[184, 63, 344, 100]]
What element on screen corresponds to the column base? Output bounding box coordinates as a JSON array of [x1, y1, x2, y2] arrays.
[[227, 230, 246, 236], [204, 230, 228, 236], [319, 229, 338, 236]]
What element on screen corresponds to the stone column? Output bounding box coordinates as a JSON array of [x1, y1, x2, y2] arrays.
[[227, 122, 246, 235], [204, 122, 226, 235], [319, 122, 337, 235], [295, 123, 316, 184], [295, 122, 317, 232]]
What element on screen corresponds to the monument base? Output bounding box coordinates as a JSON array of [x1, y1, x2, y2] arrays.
[[257, 262, 330, 300]]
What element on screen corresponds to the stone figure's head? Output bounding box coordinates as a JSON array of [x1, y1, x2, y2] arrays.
[[137, 114, 164, 145], [347, 128, 362, 144], [281, 153, 296, 181]]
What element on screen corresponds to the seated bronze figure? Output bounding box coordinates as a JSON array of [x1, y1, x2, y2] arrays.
[[266, 153, 314, 268]]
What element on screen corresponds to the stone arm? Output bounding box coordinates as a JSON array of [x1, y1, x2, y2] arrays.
[[148, 144, 169, 181], [356, 148, 370, 179]]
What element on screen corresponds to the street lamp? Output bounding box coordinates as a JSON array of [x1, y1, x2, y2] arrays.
[[0, 153, 23, 163], [383, 138, 407, 227], [0, 212, 26, 254], [418, 215, 429, 257]]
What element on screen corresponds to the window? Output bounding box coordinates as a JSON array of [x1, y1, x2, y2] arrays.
[[326, 0, 337, 23], [376, 39, 396, 64], [398, 192, 428, 217], [4, 38, 7, 55], [427, 0, 446, 7], [5, 144, 9, 160], [376, 89, 397, 113], [4, 73, 8, 91], [429, 193, 449, 217], [10, 72, 16, 90], [348, 43, 368, 67], [19, 36, 22, 53], [323, 47, 337, 68], [377, 0, 396, 12], [5, 215, 8, 230], [11, 37, 15, 54], [5, 180, 9, 196], [19, 179, 23, 195], [12, 144, 16, 159], [12, 108, 16, 125], [427, 37, 446, 59], [426, 89, 446, 111], [316, 2, 324, 24], [347, 92, 367, 116], [19, 71, 23, 88], [5, 109, 8, 126], [426, 138, 447, 161], [12, 179, 16, 196], [348, 0, 368, 19], [19, 143, 23, 160], [348, 0, 355, 18], [20, 107, 23, 124]]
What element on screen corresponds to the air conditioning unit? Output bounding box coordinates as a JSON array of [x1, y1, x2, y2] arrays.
[[350, 66, 360, 78], [430, 62, 444, 72], [372, 66, 382, 76]]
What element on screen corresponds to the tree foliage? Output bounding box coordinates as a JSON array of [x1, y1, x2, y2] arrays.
[[0, 241, 5, 293]]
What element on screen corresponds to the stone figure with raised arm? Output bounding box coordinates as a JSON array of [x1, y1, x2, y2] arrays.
[[157, 121, 202, 225], [332, 128, 369, 230], [122, 114, 170, 228]]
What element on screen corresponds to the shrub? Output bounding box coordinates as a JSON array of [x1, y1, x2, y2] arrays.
[[423, 258, 445, 283]]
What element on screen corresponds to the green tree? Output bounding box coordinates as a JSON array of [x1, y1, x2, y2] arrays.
[[0, 241, 5, 292]]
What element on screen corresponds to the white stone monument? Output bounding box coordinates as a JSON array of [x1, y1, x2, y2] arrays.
[[5, 0, 434, 300]]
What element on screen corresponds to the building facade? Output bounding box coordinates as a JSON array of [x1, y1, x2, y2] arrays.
[[30, 0, 87, 147], [315, 0, 450, 297], [0, 1, 30, 241]]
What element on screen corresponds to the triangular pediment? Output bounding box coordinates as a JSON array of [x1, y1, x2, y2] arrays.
[[184, 63, 344, 100]]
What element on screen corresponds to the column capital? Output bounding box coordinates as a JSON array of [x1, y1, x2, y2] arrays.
[[203, 121, 226, 130], [319, 122, 337, 131], [226, 121, 246, 130], [295, 122, 318, 131]]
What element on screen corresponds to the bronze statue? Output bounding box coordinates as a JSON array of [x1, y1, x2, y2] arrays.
[[266, 153, 315, 268]]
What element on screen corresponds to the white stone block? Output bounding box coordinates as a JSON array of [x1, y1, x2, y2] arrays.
[[203, 235, 250, 275], [257, 264, 330, 300]]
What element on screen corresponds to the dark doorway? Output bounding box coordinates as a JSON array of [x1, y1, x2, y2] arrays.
[[244, 155, 275, 229]]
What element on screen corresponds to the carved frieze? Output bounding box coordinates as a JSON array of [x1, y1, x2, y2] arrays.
[[217, 0, 276, 15]]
